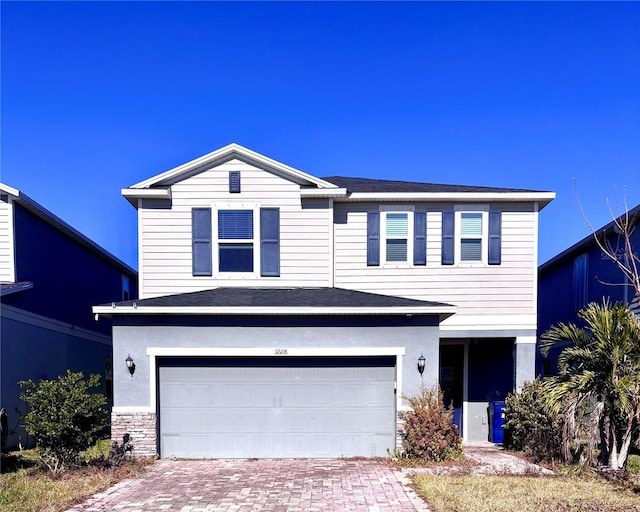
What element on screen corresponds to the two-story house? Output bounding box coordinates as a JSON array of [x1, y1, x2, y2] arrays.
[[93, 144, 554, 458], [0, 183, 137, 450], [538, 205, 639, 375]]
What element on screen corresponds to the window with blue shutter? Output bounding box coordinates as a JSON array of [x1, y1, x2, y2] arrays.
[[385, 213, 408, 262], [218, 210, 253, 272], [414, 212, 426, 265], [367, 212, 380, 266], [192, 208, 212, 276], [488, 211, 502, 265], [441, 211, 454, 265], [460, 213, 483, 262], [229, 171, 241, 193], [260, 208, 280, 277]]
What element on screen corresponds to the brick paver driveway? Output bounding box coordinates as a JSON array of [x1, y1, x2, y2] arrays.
[[66, 459, 430, 512]]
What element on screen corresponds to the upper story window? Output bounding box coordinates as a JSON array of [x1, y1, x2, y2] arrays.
[[383, 212, 410, 263], [122, 275, 130, 301], [573, 253, 588, 310], [459, 212, 485, 262], [442, 208, 501, 266], [367, 208, 426, 266], [192, 206, 280, 277], [218, 210, 254, 272]]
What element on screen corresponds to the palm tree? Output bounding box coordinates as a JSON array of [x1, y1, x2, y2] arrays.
[[540, 300, 640, 470]]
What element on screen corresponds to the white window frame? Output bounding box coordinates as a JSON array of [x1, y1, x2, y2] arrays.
[[379, 205, 414, 266], [213, 203, 260, 277], [454, 205, 488, 266]]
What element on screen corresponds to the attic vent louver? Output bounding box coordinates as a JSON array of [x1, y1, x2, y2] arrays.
[[229, 171, 241, 193]]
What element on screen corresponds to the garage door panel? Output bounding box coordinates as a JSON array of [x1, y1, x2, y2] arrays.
[[159, 357, 396, 458]]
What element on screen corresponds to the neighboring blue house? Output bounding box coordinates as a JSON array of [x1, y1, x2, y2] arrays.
[[94, 143, 554, 458], [537, 205, 639, 375], [0, 183, 137, 450]]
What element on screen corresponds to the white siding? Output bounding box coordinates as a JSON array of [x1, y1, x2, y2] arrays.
[[333, 203, 538, 321], [139, 160, 331, 298], [0, 198, 14, 282]]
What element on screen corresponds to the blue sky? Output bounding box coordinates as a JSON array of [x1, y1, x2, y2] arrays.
[[2, 1, 638, 270]]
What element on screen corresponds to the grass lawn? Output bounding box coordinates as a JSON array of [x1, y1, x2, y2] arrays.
[[0, 443, 151, 512], [414, 465, 640, 512]]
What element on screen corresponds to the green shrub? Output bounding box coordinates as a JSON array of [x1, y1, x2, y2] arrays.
[[627, 454, 640, 474], [503, 378, 562, 463], [400, 385, 462, 462], [19, 370, 107, 474]]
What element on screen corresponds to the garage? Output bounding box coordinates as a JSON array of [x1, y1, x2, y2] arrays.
[[158, 356, 397, 458]]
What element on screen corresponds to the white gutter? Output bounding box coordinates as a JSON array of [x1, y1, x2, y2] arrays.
[[338, 191, 556, 208]]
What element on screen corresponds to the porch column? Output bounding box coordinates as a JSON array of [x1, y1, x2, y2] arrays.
[[514, 336, 536, 391]]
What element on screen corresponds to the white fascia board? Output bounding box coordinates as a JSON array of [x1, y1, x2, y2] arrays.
[[121, 187, 171, 207], [300, 188, 348, 198], [0, 183, 20, 197], [339, 192, 556, 208], [93, 305, 457, 317], [129, 143, 340, 191]]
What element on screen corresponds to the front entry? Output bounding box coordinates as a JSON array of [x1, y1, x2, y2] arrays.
[[439, 345, 463, 436]]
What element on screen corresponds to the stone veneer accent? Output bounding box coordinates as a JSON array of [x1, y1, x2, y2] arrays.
[[111, 411, 157, 457]]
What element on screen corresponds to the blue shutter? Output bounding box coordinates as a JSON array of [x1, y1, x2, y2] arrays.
[[367, 212, 380, 266], [260, 208, 280, 277], [229, 171, 241, 193], [441, 210, 454, 265], [414, 212, 426, 265], [192, 208, 212, 276], [488, 211, 502, 265]]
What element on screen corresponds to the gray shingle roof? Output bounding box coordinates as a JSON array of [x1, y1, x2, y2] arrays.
[[0, 281, 33, 297], [106, 287, 452, 310], [322, 176, 547, 194]]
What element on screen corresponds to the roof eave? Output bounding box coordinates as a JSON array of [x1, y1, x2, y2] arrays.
[[0, 183, 137, 276], [93, 305, 457, 317], [300, 188, 348, 198], [129, 143, 341, 191], [121, 187, 172, 207], [540, 202, 640, 273], [337, 192, 556, 207]]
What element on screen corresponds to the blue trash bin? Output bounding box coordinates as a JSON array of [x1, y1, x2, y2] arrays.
[[489, 401, 506, 444]]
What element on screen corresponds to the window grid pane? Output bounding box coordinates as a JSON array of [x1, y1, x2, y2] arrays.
[[386, 239, 408, 261], [461, 239, 482, 261], [386, 213, 408, 237], [218, 210, 253, 239], [461, 213, 482, 236], [219, 243, 253, 272]]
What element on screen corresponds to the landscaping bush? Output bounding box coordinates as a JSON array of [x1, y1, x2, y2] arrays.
[[503, 378, 562, 463], [19, 370, 107, 474], [400, 385, 462, 462]]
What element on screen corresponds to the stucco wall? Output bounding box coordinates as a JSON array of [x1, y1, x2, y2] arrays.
[[111, 315, 440, 412]]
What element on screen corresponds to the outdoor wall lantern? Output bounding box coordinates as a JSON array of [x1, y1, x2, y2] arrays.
[[125, 354, 136, 377], [417, 354, 426, 375]]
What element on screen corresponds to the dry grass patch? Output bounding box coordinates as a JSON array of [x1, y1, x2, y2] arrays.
[[413, 473, 640, 512], [0, 454, 151, 512]]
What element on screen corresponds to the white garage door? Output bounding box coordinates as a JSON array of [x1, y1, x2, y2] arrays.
[[158, 356, 396, 458]]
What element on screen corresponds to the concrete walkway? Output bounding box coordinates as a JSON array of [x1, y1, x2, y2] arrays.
[[406, 441, 553, 476], [463, 441, 553, 475]]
